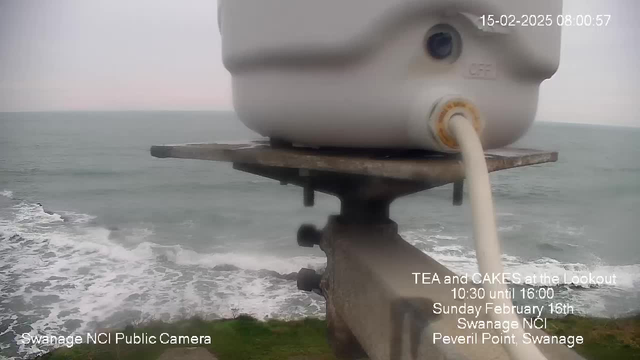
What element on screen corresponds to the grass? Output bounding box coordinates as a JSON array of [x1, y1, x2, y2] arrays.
[[546, 314, 640, 360], [37, 315, 640, 360], [37, 315, 336, 360]]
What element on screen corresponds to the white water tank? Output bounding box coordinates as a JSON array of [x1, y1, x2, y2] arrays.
[[218, 0, 562, 152]]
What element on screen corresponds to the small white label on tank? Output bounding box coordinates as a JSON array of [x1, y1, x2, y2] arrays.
[[464, 62, 497, 80]]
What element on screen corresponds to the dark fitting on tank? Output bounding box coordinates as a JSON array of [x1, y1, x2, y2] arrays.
[[426, 31, 454, 59]]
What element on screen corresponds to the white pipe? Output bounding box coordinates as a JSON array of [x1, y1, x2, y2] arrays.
[[448, 115, 548, 360]]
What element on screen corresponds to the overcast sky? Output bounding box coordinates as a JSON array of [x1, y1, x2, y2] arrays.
[[1, 0, 638, 127]]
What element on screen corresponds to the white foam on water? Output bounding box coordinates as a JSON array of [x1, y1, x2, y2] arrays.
[[402, 229, 466, 244], [546, 222, 585, 237], [169, 247, 326, 274], [56, 210, 96, 224], [498, 224, 522, 232], [402, 229, 640, 317], [403, 230, 640, 288], [2, 199, 638, 358], [0, 190, 13, 199], [0, 201, 325, 359], [403, 233, 640, 290]]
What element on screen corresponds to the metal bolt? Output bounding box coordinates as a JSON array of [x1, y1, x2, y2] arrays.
[[297, 268, 322, 292], [297, 224, 322, 248], [303, 185, 315, 207], [453, 180, 464, 206], [298, 169, 315, 207]]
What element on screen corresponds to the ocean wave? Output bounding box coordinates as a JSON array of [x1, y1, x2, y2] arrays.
[[406, 230, 640, 290], [498, 224, 522, 232], [1, 190, 13, 199], [403, 229, 640, 317], [2, 198, 639, 358], [57, 210, 96, 225], [402, 229, 466, 244], [169, 248, 325, 274], [491, 183, 561, 201], [0, 200, 325, 359]]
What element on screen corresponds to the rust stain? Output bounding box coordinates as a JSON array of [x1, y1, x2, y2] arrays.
[[151, 143, 557, 185]]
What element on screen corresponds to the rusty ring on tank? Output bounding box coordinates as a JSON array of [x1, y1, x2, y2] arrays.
[[431, 98, 483, 150]]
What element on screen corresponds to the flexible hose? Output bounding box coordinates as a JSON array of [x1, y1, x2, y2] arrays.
[[448, 115, 548, 360]]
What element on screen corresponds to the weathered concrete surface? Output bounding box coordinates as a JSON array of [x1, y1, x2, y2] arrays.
[[150, 141, 557, 184], [320, 216, 585, 360], [157, 347, 217, 360]]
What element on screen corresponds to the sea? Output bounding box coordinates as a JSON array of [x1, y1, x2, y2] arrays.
[[1, 111, 639, 359]]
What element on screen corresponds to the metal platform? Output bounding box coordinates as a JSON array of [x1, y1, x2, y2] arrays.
[[150, 141, 580, 360], [151, 140, 557, 183], [152, 141, 557, 218]]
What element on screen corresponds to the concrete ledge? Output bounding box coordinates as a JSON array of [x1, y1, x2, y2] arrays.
[[321, 217, 585, 360]]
